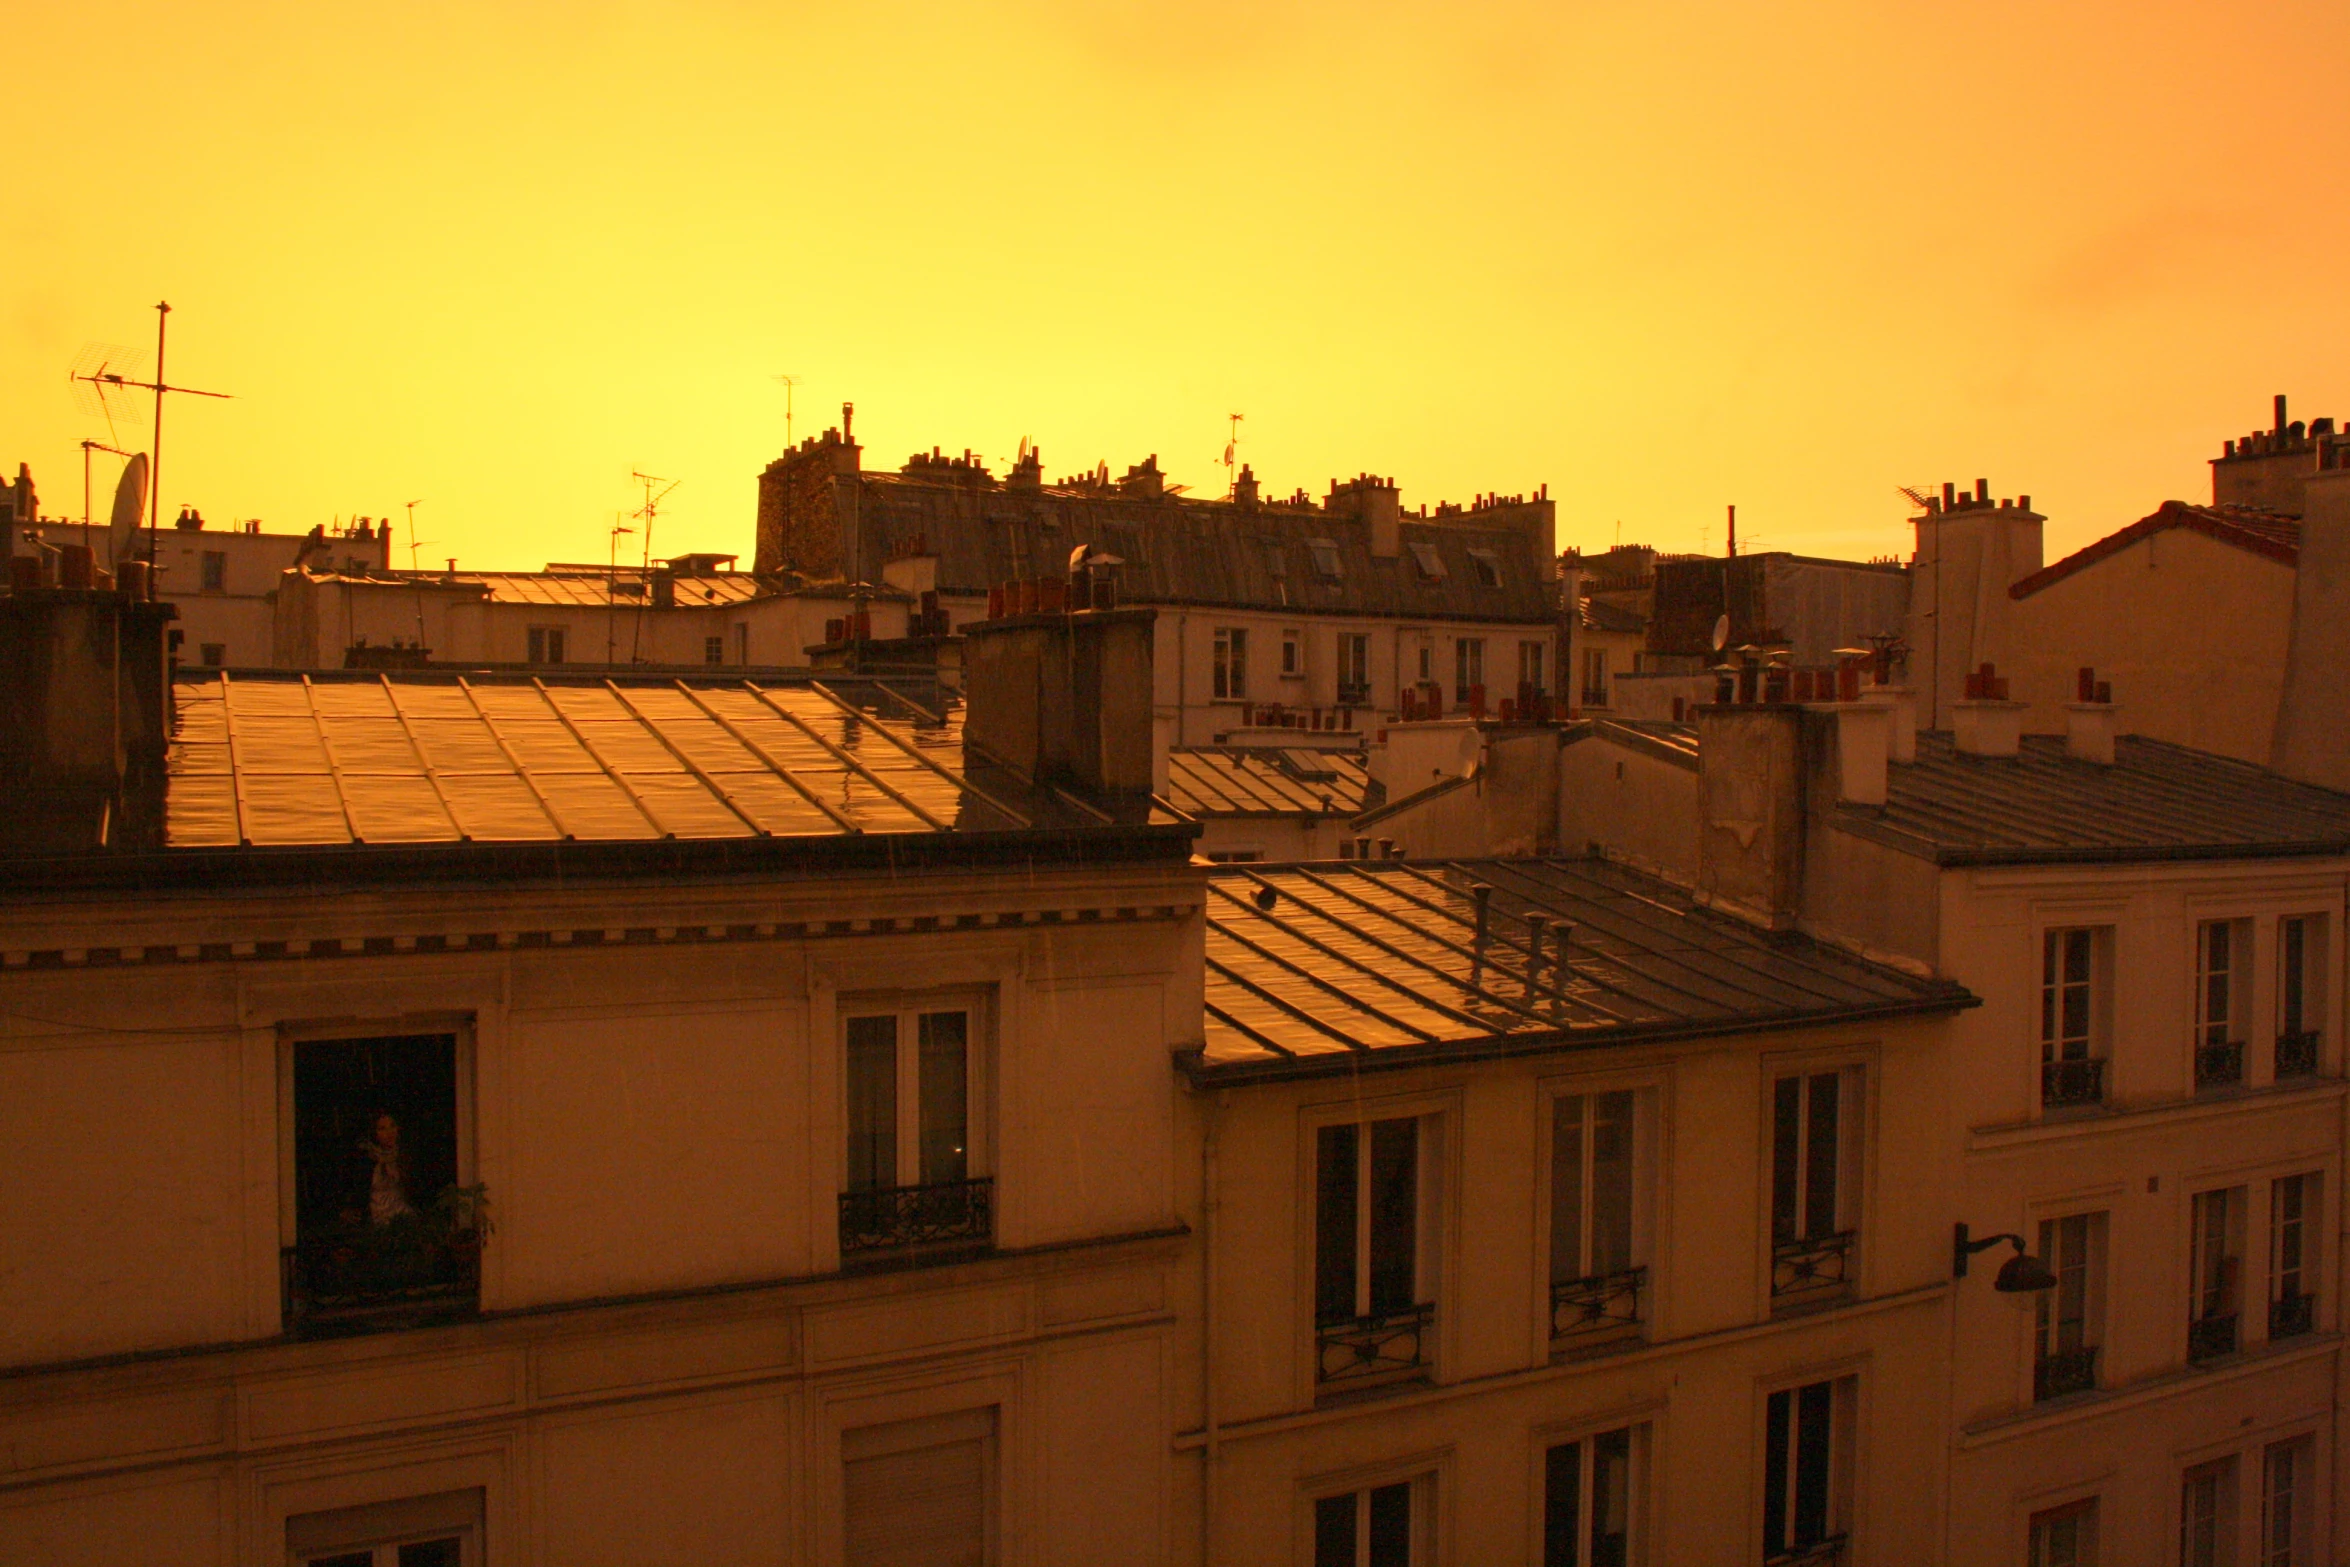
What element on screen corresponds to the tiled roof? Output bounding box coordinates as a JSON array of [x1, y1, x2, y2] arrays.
[[2010, 501, 2299, 600], [162, 671, 1124, 848], [1164, 746, 1371, 818], [1841, 732, 2350, 865], [1191, 857, 1968, 1080]]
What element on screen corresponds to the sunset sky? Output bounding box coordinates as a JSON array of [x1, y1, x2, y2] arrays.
[[8, 0, 2347, 572]]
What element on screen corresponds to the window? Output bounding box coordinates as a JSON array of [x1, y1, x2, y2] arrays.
[[1307, 538, 1344, 581], [1314, 1478, 1427, 1567], [1550, 1090, 1643, 1349], [200, 549, 226, 591], [2180, 1458, 2237, 1567], [2040, 927, 2108, 1108], [2196, 919, 2249, 1088], [1315, 1116, 1433, 1391], [1205, 848, 1264, 864], [1545, 1426, 1639, 1567], [1407, 541, 1447, 581], [2278, 916, 2324, 1078], [1339, 633, 1371, 704], [2027, 1498, 2098, 1567], [2263, 1437, 2313, 1567], [1770, 1070, 1856, 1307], [288, 1490, 483, 1567], [2034, 1213, 2104, 1399], [199, 642, 226, 667], [2189, 1186, 2246, 1361], [1214, 627, 1248, 700], [844, 1408, 996, 1567], [1581, 647, 1609, 709], [2270, 1174, 2318, 1340], [1761, 1377, 1851, 1564], [1262, 541, 1288, 580], [1416, 644, 1433, 684], [704, 635, 724, 665], [1467, 548, 1503, 588], [1283, 629, 1302, 678], [840, 1006, 989, 1257], [284, 1033, 476, 1335], [1454, 638, 1484, 704], [526, 626, 566, 665], [1519, 639, 1548, 696]]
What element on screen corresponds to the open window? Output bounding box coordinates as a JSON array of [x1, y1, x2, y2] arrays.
[[1407, 541, 1447, 582], [2034, 1211, 2105, 1400], [1307, 538, 1344, 582], [840, 1001, 991, 1261], [1467, 548, 1503, 588], [2271, 1173, 2321, 1341], [2039, 926, 2112, 1109], [1769, 1068, 1859, 1311], [1549, 1089, 1648, 1354], [2188, 1185, 2247, 1362], [283, 1031, 479, 1336]]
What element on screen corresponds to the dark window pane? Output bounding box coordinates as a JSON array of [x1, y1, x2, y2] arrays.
[[1591, 1427, 1631, 1567], [306, 1556, 372, 1567], [2063, 929, 2091, 985], [1367, 1118, 1418, 1316], [1316, 1124, 1360, 1325], [845, 1016, 897, 1192], [1591, 1092, 1635, 1274], [2284, 919, 2307, 1033], [399, 1540, 461, 1567], [1804, 1074, 1840, 1239], [1793, 1381, 1834, 1547], [1770, 1078, 1801, 1243], [1544, 1441, 1582, 1567], [917, 1012, 968, 1185], [1314, 1493, 1356, 1567], [1762, 1388, 1791, 1552], [2060, 986, 2088, 1051], [1551, 1097, 1585, 1284], [293, 1034, 458, 1239], [1367, 1481, 1412, 1567]]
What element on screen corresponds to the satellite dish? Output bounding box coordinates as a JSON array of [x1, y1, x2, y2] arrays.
[[108, 454, 149, 567], [1710, 613, 1730, 652]]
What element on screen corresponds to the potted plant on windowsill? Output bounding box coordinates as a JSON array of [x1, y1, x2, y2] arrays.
[[431, 1183, 495, 1269]]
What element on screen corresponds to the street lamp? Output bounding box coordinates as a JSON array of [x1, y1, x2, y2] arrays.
[[1952, 1223, 2059, 1293]]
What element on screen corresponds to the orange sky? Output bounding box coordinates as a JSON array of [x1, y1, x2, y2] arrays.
[[8, 0, 2347, 573]]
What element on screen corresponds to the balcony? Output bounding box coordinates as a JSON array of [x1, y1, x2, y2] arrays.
[[2277, 1030, 2321, 1079], [2187, 1311, 2239, 1363], [838, 1177, 993, 1260], [1336, 680, 1371, 706], [2194, 1039, 2245, 1090], [1550, 1266, 1644, 1351], [1764, 1536, 1848, 1566], [1771, 1230, 1856, 1306], [2271, 1292, 2316, 1341], [2033, 1345, 2099, 1401], [2040, 1057, 2105, 1110], [281, 1224, 480, 1337], [1316, 1302, 1435, 1391]]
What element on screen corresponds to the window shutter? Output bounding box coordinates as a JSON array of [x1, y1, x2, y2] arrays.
[[844, 1409, 995, 1567]]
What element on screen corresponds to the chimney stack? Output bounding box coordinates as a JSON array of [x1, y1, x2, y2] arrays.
[[0, 577, 176, 852], [2064, 668, 2118, 765], [1951, 662, 2024, 757], [962, 604, 1158, 797]]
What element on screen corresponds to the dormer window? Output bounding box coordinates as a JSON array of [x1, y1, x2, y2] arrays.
[[1307, 539, 1343, 582], [1468, 548, 1503, 588], [1408, 542, 1447, 581]]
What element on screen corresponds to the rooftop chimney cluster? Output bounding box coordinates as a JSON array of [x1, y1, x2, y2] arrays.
[[1920, 479, 2032, 515], [2219, 395, 2335, 460]]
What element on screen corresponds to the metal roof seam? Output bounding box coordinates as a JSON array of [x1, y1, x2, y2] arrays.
[[668, 682, 861, 835], [602, 681, 770, 838], [455, 677, 575, 841], [219, 672, 252, 847], [1206, 917, 1443, 1043], [1206, 955, 1380, 1051], [1203, 881, 1499, 1034], [749, 682, 951, 832], [529, 676, 673, 840], [377, 676, 470, 842]]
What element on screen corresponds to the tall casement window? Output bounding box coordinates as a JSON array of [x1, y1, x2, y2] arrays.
[[2040, 927, 2109, 1109], [1313, 1477, 1429, 1567], [2188, 1186, 2247, 1362], [1454, 638, 1485, 704], [1519, 639, 1549, 695], [1213, 627, 1248, 700], [2180, 1457, 2238, 1567], [2033, 1213, 2105, 1399], [2270, 1174, 2320, 1341], [526, 626, 566, 665], [1761, 1377, 1852, 1564], [2196, 919, 2250, 1089], [1550, 1090, 1643, 1351], [288, 1490, 484, 1567], [2263, 1437, 2314, 1567], [843, 1408, 997, 1567], [1339, 633, 1372, 704], [1580, 647, 1609, 710], [2026, 1498, 2097, 1567], [2277, 916, 2325, 1079], [1282, 629, 1303, 677], [200, 549, 227, 591], [1769, 1070, 1857, 1308], [284, 1032, 477, 1336], [840, 1005, 989, 1258], [1315, 1117, 1434, 1392], [1416, 644, 1434, 684], [1545, 1426, 1640, 1567]]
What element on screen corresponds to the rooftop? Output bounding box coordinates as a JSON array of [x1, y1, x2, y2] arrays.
[[1192, 857, 1969, 1081], [1164, 746, 1372, 819], [2009, 500, 2300, 600], [1566, 718, 1699, 770], [1842, 731, 2350, 866], [312, 569, 775, 608]]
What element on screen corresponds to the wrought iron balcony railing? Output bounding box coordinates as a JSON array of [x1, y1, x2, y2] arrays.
[[281, 1227, 480, 1337], [2033, 1345, 2099, 1401], [2040, 1056, 2105, 1109], [2277, 1030, 2321, 1079], [1336, 680, 1372, 706], [2271, 1292, 2316, 1341], [1764, 1534, 1848, 1566], [1771, 1229, 1856, 1304], [2187, 1310, 2239, 1363], [2194, 1039, 2245, 1090], [1316, 1302, 1435, 1389], [1551, 1266, 1645, 1347], [838, 1176, 993, 1257]]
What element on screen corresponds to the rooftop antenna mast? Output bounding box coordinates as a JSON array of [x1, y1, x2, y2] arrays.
[[80, 439, 133, 555], [70, 304, 233, 561], [404, 499, 428, 570], [607, 513, 636, 665], [626, 472, 677, 663], [774, 374, 800, 448], [1222, 413, 1243, 498]]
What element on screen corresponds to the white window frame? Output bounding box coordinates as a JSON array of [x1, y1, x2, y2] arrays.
[[839, 993, 992, 1195], [1542, 1081, 1656, 1353], [1214, 627, 1248, 701], [1758, 1372, 1858, 1563], [526, 625, 566, 665]]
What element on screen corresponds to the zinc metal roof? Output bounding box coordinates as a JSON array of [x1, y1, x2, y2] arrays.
[[163, 671, 1100, 848], [1165, 747, 1371, 818], [1841, 732, 2350, 866], [1193, 857, 1968, 1080], [418, 571, 770, 608], [1565, 718, 1700, 771]]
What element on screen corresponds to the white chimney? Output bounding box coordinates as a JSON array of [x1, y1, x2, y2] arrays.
[[2065, 702, 2118, 765], [1860, 684, 1917, 764], [1833, 703, 1891, 805], [1951, 699, 2024, 757]]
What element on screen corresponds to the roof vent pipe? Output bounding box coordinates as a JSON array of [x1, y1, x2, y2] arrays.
[[1553, 923, 1574, 998], [1524, 912, 1549, 991], [1471, 881, 1492, 946]]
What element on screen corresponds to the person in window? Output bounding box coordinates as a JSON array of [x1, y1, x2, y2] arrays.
[[358, 1111, 419, 1227]]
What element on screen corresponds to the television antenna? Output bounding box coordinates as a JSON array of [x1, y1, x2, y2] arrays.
[[1222, 413, 1243, 497], [628, 471, 678, 570], [607, 514, 636, 664], [403, 500, 430, 569], [69, 304, 232, 560], [774, 375, 800, 448], [79, 438, 133, 542], [1897, 485, 1933, 511]]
